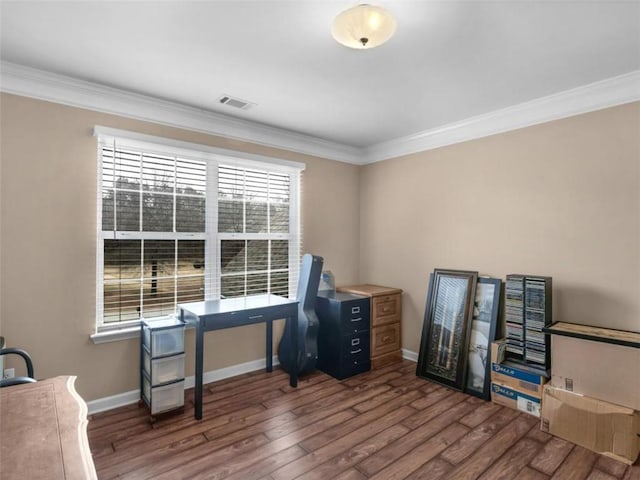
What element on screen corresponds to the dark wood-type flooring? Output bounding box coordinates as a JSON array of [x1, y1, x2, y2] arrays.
[[88, 360, 639, 480]]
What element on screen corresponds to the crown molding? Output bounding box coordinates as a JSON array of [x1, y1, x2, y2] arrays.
[[2, 62, 638, 166], [363, 70, 640, 164], [0, 61, 363, 165]]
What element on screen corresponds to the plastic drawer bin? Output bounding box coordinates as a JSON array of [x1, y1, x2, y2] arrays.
[[143, 377, 185, 415], [142, 318, 185, 356], [143, 351, 185, 385]]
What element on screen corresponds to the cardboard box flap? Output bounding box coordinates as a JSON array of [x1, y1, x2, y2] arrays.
[[542, 386, 640, 464], [546, 387, 636, 415]]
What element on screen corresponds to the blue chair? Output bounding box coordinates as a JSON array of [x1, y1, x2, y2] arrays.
[[0, 348, 36, 387]]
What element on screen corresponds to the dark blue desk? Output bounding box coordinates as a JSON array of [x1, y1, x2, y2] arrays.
[[179, 294, 299, 420]]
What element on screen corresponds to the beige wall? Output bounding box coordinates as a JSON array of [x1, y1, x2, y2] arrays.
[[0, 93, 360, 400], [359, 102, 640, 354], [2, 92, 638, 401]]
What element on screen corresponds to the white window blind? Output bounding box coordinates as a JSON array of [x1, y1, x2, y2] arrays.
[[96, 129, 302, 332], [218, 165, 294, 298]]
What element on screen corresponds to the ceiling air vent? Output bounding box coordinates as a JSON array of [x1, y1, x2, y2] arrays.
[[218, 94, 255, 110]]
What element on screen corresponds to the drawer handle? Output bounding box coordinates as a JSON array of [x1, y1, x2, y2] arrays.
[[351, 317, 362, 322], [382, 335, 391, 343], [382, 307, 391, 313], [350, 348, 362, 354], [351, 338, 360, 346], [352, 306, 360, 314]]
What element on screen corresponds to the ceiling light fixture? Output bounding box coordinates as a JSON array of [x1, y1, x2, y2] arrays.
[[331, 3, 396, 50]]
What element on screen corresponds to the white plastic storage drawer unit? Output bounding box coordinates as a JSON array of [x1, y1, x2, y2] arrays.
[[143, 350, 185, 385], [140, 316, 186, 418], [142, 320, 185, 357], [142, 377, 185, 415]]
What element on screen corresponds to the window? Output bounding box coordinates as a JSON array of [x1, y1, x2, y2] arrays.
[[218, 166, 292, 298], [96, 128, 302, 332]]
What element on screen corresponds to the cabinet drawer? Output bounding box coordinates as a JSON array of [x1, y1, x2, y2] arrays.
[[338, 360, 371, 380], [342, 331, 370, 363], [372, 294, 401, 326], [142, 377, 185, 415], [143, 351, 185, 385], [142, 321, 185, 357], [371, 322, 401, 357], [340, 300, 370, 334]]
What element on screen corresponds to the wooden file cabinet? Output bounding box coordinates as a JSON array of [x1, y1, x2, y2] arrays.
[[337, 284, 403, 368]]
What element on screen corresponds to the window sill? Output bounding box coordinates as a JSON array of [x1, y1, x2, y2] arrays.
[[91, 322, 194, 344], [90, 327, 140, 344]]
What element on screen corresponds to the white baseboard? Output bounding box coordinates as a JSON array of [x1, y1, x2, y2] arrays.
[[87, 355, 279, 415], [402, 349, 418, 363], [87, 389, 140, 416], [88, 350, 420, 414]]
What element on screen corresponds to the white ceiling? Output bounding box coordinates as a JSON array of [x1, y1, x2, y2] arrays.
[[1, 1, 639, 152]]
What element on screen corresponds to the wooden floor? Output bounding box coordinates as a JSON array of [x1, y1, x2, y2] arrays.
[[88, 360, 639, 480]]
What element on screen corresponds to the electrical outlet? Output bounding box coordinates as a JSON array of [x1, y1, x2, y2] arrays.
[[3, 368, 15, 379]]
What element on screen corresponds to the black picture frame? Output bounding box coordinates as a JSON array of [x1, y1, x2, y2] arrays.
[[417, 269, 478, 390], [464, 277, 502, 400]]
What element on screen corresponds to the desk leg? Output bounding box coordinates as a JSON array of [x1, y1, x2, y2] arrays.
[[266, 320, 273, 372], [290, 313, 298, 388], [195, 323, 204, 420]]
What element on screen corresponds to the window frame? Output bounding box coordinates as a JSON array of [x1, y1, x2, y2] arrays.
[[94, 126, 303, 334]]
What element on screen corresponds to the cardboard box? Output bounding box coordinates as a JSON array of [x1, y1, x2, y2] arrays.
[[541, 385, 640, 465], [550, 335, 640, 410], [491, 339, 506, 365], [491, 382, 542, 418], [490, 340, 548, 397], [491, 361, 548, 398]]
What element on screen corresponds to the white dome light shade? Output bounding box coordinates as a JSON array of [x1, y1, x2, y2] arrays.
[[332, 4, 396, 49]]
